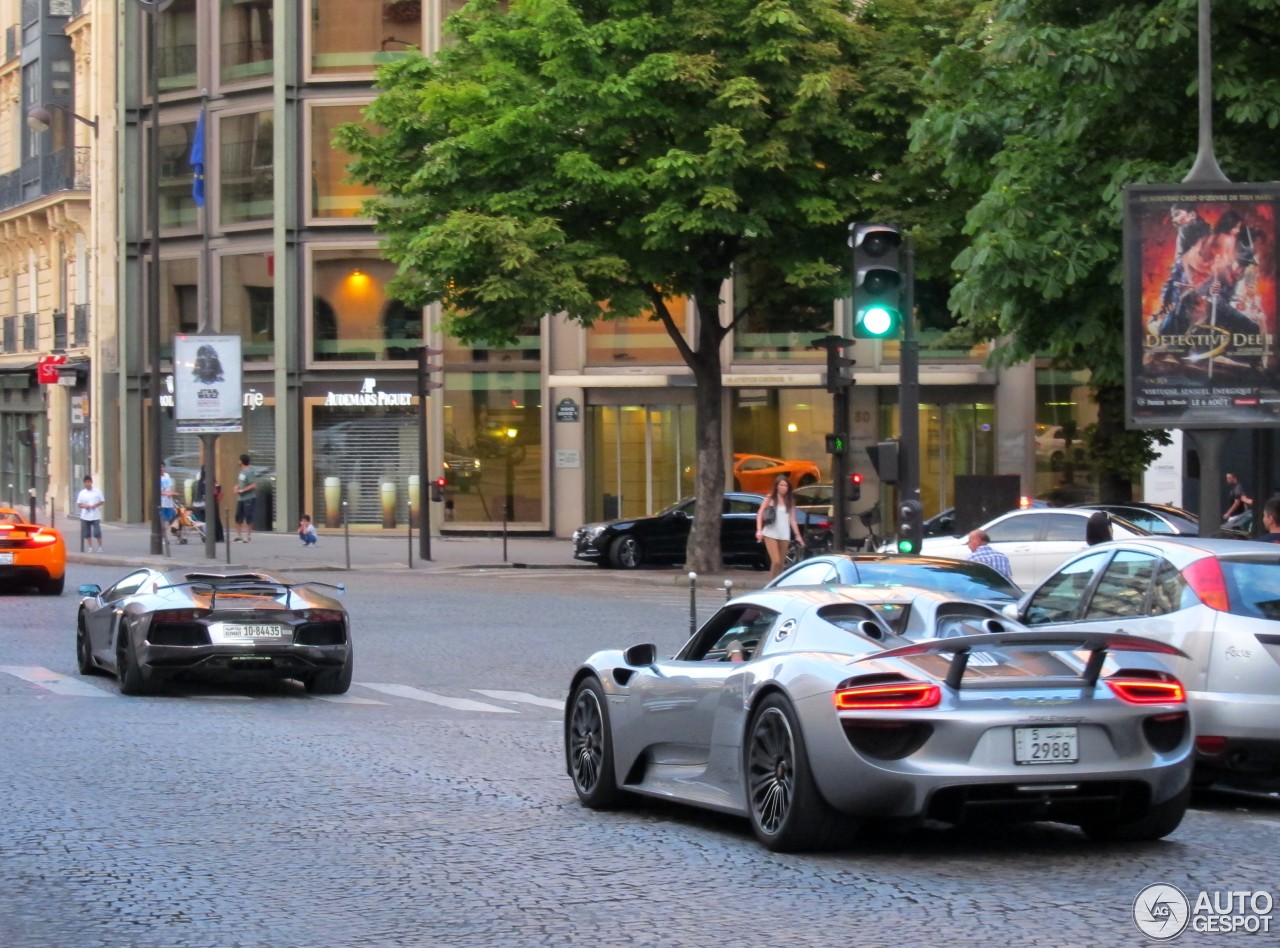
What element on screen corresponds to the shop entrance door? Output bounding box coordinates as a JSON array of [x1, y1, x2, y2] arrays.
[[587, 404, 696, 522]]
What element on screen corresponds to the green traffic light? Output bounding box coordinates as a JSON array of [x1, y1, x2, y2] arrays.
[[860, 305, 897, 338]]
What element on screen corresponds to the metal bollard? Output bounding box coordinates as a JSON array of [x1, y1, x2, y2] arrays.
[[343, 500, 351, 571], [407, 499, 414, 569], [688, 571, 698, 637], [224, 508, 231, 564], [724, 579, 734, 601]]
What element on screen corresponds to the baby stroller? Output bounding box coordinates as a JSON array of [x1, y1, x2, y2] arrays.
[[170, 502, 205, 544]]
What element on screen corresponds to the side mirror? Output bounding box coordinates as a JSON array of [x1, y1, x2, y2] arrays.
[[1001, 603, 1020, 621], [623, 643, 657, 666], [78, 583, 101, 598]]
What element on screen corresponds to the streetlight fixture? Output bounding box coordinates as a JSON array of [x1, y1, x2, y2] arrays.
[[26, 105, 98, 135]]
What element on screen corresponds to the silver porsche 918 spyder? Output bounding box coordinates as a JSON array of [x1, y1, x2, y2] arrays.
[[564, 587, 1193, 852], [76, 568, 352, 696]]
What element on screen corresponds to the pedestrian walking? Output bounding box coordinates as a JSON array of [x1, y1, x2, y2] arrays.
[[76, 474, 105, 553], [159, 463, 178, 533], [966, 529, 1012, 580], [234, 454, 256, 542], [1224, 472, 1251, 521], [755, 475, 801, 579]]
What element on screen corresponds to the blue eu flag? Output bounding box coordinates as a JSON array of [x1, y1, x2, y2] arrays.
[[190, 109, 206, 207]]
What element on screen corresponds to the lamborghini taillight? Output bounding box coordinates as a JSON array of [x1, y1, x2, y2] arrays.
[[153, 609, 203, 623], [834, 680, 940, 711], [303, 609, 344, 623], [1105, 672, 1186, 705]]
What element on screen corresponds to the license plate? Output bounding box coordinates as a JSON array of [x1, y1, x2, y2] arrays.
[[1014, 726, 1079, 765], [220, 624, 284, 639], [0, 553, 12, 565]]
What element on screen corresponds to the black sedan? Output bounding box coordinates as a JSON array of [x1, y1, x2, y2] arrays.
[[572, 492, 830, 569], [75, 568, 353, 696], [766, 553, 1023, 604]]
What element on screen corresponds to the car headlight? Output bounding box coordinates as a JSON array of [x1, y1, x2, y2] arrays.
[[575, 524, 607, 543]]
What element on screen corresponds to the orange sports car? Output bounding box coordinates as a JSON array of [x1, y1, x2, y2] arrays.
[[732, 453, 822, 494], [0, 507, 66, 595]]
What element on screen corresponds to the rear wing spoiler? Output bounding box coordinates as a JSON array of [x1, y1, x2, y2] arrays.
[[161, 577, 345, 609], [856, 630, 1189, 691]]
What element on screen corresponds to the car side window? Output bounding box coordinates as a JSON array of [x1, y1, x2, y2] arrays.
[[985, 516, 1040, 543], [726, 498, 758, 515], [681, 605, 779, 662], [1148, 560, 1191, 616], [1024, 552, 1110, 624], [1083, 551, 1159, 620], [103, 570, 150, 602], [773, 562, 838, 586], [1041, 513, 1088, 541]]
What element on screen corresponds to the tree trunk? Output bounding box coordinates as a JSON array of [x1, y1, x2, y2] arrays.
[[685, 292, 726, 574], [1095, 383, 1134, 504]]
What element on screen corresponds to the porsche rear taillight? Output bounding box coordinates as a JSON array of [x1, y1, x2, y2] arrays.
[[1105, 672, 1186, 705], [1182, 557, 1230, 612], [303, 609, 344, 623], [834, 681, 940, 710]]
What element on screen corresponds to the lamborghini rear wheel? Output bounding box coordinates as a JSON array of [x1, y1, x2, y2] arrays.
[[306, 650, 354, 695], [567, 677, 624, 809]]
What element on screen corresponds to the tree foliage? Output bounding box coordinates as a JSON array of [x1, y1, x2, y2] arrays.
[[338, 0, 962, 569], [913, 0, 1280, 496]]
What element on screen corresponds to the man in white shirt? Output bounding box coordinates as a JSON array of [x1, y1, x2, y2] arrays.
[[76, 475, 105, 553]]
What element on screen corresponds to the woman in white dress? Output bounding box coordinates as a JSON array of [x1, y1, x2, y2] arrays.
[[755, 475, 801, 578]]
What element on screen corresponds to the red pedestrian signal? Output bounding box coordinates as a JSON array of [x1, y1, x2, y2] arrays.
[[431, 476, 447, 502], [848, 472, 863, 503]]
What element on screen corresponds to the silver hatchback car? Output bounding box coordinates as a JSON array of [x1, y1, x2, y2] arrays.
[[1011, 536, 1280, 790]]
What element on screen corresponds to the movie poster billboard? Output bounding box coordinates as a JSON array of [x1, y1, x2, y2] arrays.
[[173, 334, 243, 433], [1125, 183, 1280, 429]]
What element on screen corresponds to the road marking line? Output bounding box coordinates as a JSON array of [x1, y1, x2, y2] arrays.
[[313, 693, 387, 705], [1244, 818, 1280, 828], [357, 683, 516, 712], [472, 689, 564, 710], [0, 665, 117, 698]]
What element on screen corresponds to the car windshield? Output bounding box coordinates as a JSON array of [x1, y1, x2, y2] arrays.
[[852, 562, 1021, 600]]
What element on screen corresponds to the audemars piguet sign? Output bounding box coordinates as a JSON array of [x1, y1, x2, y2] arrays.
[[174, 334, 243, 433]]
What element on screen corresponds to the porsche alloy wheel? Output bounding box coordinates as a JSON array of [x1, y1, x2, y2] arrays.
[[609, 535, 643, 570], [746, 694, 844, 852], [567, 678, 624, 809], [75, 613, 95, 675], [116, 623, 149, 696]]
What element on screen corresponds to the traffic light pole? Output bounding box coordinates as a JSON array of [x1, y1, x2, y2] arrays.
[[416, 345, 443, 561], [832, 386, 848, 550], [899, 235, 920, 525]]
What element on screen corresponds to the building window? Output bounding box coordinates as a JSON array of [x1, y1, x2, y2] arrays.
[[159, 120, 198, 231], [310, 249, 422, 362], [310, 103, 376, 220], [158, 258, 199, 361], [308, 0, 421, 77], [157, 0, 199, 92], [219, 110, 273, 226], [220, 251, 275, 362], [731, 257, 831, 362], [220, 0, 273, 84], [585, 298, 687, 366]]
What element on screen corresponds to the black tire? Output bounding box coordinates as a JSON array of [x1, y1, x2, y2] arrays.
[[609, 534, 643, 570], [1079, 780, 1191, 843], [797, 474, 818, 488], [745, 693, 845, 852], [75, 612, 96, 675], [306, 649, 354, 695], [116, 623, 149, 696], [42, 574, 65, 596], [566, 677, 625, 809]]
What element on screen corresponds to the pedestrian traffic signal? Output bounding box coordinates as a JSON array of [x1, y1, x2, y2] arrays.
[[897, 499, 923, 554], [825, 433, 848, 455], [850, 223, 902, 339], [848, 472, 862, 503], [431, 476, 447, 502]]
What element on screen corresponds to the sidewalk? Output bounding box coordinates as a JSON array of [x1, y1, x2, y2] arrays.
[[66, 520, 771, 591]]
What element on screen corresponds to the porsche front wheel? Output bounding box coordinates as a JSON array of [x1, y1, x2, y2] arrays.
[[746, 693, 844, 852], [567, 677, 624, 810]]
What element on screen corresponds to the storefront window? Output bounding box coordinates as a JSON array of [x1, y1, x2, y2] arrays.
[[440, 370, 543, 525], [586, 402, 695, 521], [309, 0, 422, 76], [730, 389, 829, 491], [158, 258, 199, 361], [311, 249, 422, 362], [158, 120, 198, 232], [879, 400, 997, 521], [1035, 370, 1096, 504], [220, 0, 274, 84], [156, 0, 198, 92], [585, 299, 687, 366], [220, 111, 274, 226], [732, 258, 832, 362], [221, 251, 275, 362], [311, 103, 377, 220]]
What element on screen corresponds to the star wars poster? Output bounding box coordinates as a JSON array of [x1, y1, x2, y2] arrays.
[[1125, 183, 1280, 429], [173, 334, 243, 433]]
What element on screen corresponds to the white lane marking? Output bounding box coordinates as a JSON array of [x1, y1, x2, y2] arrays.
[[1244, 819, 1280, 828], [0, 665, 117, 698], [313, 693, 387, 705], [472, 689, 564, 710], [357, 683, 516, 712]]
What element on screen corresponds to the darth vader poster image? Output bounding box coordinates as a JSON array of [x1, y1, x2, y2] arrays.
[[1126, 185, 1280, 428]]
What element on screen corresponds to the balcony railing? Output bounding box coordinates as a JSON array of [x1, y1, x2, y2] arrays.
[[73, 304, 88, 347], [53, 310, 67, 350], [0, 148, 92, 214], [1, 316, 13, 352], [21, 312, 36, 351]]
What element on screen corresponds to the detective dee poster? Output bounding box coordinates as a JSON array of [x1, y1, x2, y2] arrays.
[[1125, 183, 1280, 429]]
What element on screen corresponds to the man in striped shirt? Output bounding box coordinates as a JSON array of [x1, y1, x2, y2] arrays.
[[966, 529, 1013, 581]]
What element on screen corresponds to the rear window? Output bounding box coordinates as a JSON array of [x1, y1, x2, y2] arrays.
[[852, 562, 1020, 600], [1221, 560, 1280, 620]]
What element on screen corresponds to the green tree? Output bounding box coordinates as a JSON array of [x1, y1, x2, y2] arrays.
[[913, 0, 1280, 500], [339, 0, 958, 570]]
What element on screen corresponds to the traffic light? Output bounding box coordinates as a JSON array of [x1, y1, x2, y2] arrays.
[[865, 440, 899, 484], [818, 334, 855, 393], [849, 222, 902, 339], [825, 433, 847, 455], [431, 476, 447, 502], [897, 499, 923, 554], [417, 346, 444, 395], [848, 472, 862, 504]]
